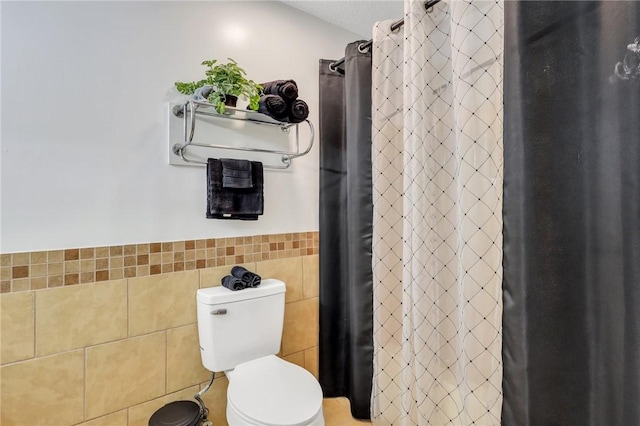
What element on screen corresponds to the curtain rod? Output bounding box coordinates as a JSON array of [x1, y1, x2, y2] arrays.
[[328, 0, 442, 72]]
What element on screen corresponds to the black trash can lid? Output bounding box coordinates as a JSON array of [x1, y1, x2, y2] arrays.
[[148, 400, 200, 426]]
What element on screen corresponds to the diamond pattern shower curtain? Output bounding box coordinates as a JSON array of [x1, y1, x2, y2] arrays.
[[371, 1, 504, 424]]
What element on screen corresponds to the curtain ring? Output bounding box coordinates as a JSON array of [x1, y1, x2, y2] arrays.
[[358, 43, 370, 54], [328, 63, 338, 73], [425, 0, 441, 13]]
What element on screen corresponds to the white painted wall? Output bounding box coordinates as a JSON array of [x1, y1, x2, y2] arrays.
[[0, 1, 359, 252]]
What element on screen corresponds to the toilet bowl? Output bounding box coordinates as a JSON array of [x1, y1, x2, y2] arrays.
[[196, 279, 324, 426], [225, 355, 324, 426]]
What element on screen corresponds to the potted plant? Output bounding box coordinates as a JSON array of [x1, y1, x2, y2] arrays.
[[175, 58, 263, 114]]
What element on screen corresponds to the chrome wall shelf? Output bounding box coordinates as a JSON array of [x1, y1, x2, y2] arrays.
[[169, 100, 314, 169]]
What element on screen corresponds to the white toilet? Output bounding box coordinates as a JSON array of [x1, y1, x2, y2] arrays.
[[196, 279, 324, 426]]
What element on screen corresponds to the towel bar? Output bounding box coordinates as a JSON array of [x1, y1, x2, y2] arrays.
[[169, 100, 314, 169]]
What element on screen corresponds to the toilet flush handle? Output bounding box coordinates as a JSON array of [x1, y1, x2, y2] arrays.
[[210, 309, 227, 315]]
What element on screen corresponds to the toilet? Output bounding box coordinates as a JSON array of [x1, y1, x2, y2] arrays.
[[196, 279, 324, 426]]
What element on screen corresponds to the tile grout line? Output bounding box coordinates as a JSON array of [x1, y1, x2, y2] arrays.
[[32, 290, 37, 361], [83, 347, 87, 422], [126, 278, 130, 338]]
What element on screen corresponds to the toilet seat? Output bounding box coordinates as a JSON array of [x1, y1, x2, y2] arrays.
[[227, 355, 323, 426]]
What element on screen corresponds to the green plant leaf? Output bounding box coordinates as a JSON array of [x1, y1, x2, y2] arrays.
[[175, 58, 262, 114], [175, 81, 199, 95]]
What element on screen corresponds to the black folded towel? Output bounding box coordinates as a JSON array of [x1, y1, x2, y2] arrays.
[[221, 275, 245, 291], [287, 99, 309, 123], [255, 94, 288, 120], [261, 80, 298, 102], [231, 266, 262, 288], [207, 159, 264, 220], [221, 158, 253, 189]]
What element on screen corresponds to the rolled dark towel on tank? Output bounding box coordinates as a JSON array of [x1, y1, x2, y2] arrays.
[[221, 275, 245, 291], [255, 94, 288, 120], [231, 266, 262, 288], [287, 99, 309, 123], [261, 80, 298, 101]]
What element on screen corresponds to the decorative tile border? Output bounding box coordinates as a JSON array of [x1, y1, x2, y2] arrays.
[[0, 232, 319, 294]]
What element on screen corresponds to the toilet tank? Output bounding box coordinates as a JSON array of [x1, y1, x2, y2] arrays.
[[196, 279, 286, 372]]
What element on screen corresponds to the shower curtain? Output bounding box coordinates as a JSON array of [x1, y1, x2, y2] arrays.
[[318, 43, 374, 419], [371, 1, 504, 424], [502, 2, 640, 424]]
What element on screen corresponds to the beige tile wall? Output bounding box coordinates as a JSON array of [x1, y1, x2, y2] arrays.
[[0, 232, 319, 294], [0, 252, 320, 426]]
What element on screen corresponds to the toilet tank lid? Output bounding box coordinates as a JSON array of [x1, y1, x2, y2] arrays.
[[197, 278, 286, 305]]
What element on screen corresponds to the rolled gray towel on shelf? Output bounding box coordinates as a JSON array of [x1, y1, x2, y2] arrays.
[[255, 94, 288, 120], [287, 99, 309, 123], [261, 80, 299, 101], [193, 85, 214, 101], [221, 275, 244, 291]]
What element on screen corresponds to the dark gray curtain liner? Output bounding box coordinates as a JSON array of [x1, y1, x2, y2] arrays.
[[503, 2, 640, 425], [318, 42, 374, 420]]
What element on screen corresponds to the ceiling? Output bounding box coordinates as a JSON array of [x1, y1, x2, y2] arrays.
[[280, 1, 403, 38]]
